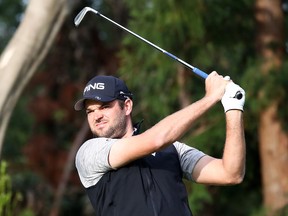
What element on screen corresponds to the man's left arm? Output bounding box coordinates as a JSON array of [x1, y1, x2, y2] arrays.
[[192, 110, 245, 185], [192, 81, 246, 185]]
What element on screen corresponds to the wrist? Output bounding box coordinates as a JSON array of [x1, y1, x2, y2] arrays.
[[203, 94, 219, 106], [225, 109, 244, 119]]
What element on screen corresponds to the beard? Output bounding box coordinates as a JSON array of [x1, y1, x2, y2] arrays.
[[92, 112, 128, 139]]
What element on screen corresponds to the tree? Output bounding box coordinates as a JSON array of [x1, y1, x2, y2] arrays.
[[255, 0, 288, 214], [0, 0, 71, 155]]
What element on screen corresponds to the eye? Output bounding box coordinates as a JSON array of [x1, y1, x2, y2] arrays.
[[86, 109, 93, 115]]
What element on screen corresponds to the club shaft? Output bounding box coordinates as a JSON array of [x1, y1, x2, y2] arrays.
[[77, 7, 208, 79]]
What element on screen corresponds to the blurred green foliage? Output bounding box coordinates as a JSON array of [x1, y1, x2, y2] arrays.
[[0, 161, 34, 216], [3, 96, 34, 160], [0, 0, 25, 50], [0, 160, 12, 215]]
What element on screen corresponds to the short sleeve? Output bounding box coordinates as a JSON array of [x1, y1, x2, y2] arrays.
[[173, 141, 206, 181], [75, 138, 118, 188]]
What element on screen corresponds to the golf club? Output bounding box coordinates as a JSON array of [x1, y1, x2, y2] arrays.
[[74, 7, 242, 99]]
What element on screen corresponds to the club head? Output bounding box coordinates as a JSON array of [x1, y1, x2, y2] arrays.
[[74, 7, 99, 26]]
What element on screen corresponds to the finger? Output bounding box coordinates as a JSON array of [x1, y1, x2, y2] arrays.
[[224, 76, 230, 81], [209, 71, 218, 77]]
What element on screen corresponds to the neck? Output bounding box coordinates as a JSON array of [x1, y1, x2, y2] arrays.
[[122, 119, 134, 138]]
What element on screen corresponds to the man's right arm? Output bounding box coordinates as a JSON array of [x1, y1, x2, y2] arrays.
[[109, 71, 228, 169]]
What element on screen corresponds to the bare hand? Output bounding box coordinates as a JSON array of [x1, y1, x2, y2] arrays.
[[205, 71, 229, 101]]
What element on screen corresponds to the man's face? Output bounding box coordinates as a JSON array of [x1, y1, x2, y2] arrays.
[[85, 99, 129, 138]]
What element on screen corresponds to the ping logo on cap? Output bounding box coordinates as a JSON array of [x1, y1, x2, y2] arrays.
[[84, 82, 105, 93]]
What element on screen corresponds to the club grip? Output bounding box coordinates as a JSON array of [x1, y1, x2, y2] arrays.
[[193, 67, 208, 79], [193, 68, 243, 100]]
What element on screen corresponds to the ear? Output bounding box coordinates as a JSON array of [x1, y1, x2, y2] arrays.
[[124, 99, 133, 116]]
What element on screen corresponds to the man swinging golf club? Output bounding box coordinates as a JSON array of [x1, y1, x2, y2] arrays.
[[74, 71, 245, 216]]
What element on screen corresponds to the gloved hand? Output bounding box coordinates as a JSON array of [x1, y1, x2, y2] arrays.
[[221, 82, 245, 112]]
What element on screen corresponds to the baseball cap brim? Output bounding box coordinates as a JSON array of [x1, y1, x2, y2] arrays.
[[74, 98, 87, 111]]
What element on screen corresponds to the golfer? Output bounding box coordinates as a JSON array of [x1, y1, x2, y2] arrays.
[[74, 71, 246, 216]]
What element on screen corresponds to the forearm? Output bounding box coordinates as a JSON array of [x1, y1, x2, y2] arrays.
[[144, 71, 228, 148], [146, 95, 218, 148], [222, 110, 246, 182]]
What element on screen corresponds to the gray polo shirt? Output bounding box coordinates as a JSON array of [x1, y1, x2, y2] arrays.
[[75, 138, 205, 188]]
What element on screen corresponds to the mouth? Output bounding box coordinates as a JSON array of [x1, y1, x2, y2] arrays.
[[95, 121, 107, 129]]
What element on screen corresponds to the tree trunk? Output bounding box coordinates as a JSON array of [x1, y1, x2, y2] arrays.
[[255, 0, 288, 214], [49, 121, 90, 216], [0, 0, 71, 155], [177, 66, 192, 108]]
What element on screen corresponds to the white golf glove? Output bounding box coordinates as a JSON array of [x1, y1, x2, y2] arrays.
[[221, 82, 245, 112]]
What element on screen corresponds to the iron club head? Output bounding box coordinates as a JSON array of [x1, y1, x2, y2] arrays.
[[74, 7, 99, 26]]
